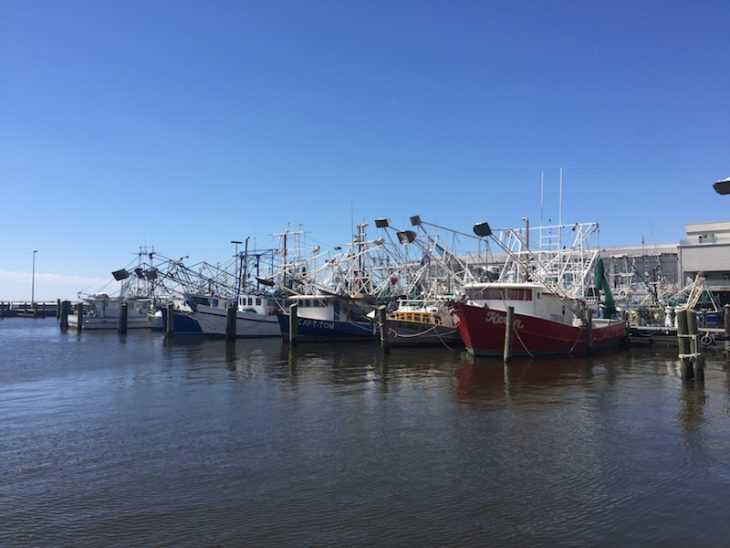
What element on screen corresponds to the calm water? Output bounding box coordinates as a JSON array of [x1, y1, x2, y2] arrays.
[[2, 318, 730, 546]]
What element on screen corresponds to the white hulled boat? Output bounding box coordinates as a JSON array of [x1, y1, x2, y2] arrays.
[[68, 293, 152, 330], [193, 292, 281, 338]]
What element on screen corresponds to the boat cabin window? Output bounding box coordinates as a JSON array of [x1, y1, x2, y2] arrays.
[[256, 298, 262, 306], [300, 299, 327, 308], [467, 287, 532, 301]]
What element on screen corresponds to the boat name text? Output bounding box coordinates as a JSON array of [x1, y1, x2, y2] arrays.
[[485, 311, 524, 329], [299, 319, 335, 330]]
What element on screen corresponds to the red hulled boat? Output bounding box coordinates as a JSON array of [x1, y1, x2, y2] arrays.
[[453, 283, 626, 357], [456, 220, 626, 357]]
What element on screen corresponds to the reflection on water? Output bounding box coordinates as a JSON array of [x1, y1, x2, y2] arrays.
[[2, 319, 730, 545], [457, 354, 598, 403], [679, 381, 707, 433]]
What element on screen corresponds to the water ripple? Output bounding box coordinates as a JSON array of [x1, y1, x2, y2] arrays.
[[2, 320, 730, 545]]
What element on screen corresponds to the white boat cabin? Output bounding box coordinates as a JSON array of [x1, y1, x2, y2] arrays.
[[237, 293, 277, 316], [85, 293, 152, 319], [463, 282, 584, 327]]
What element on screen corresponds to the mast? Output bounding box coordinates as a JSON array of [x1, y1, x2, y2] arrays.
[[559, 168, 564, 276], [242, 237, 249, 292], [538, 171, 544, 264], [559, 167, 563, 228], [283, 230, 288, 288], [274, 228, 304, 290], [231, 240, 243, 297]]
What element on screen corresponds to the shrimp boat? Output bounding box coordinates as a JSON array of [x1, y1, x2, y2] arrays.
[[368, 215, 483, 348], [383, 299, 462, 347], [453, 221, 626, 357], [278, 294, 378, 343], [151, 296, 204, 333], [68, 259, 157, 330], [68, 293, 153, 330], [193, 292, 281, 338]]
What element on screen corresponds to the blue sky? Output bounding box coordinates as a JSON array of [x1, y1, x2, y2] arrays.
[[1, 0, 729, 300]]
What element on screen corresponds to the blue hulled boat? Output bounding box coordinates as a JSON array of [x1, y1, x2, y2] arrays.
[[278, 294, 378, 343]]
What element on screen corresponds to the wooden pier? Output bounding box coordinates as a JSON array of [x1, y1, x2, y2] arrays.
[[628, 306, 730, 351], [628, 325, 726, 347], [0, 301, 60, 318]]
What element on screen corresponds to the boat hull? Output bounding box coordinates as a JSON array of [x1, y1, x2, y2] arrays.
[[453, 302, 626, 357], [68, 314, 151, 330], [278, 314, 378, 343], [150, 308, 203, 333], [194, 304, 280, 338], [385, 319, 463, 347]]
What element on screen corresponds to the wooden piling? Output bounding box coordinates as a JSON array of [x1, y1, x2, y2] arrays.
[[687, 309, 698, 354], [56, 298, 61, 319], [77, 302, 84, 333], [724, 304, 730, 356], [687, 309, 704, 379], [118, 303, 128, 335], [166, 303, 174, 337], [289, 303, 299, 346], [503, 306, 514, 364], [676, 308, 693, 380], [225, 304, 237, 341], [59, 301, 69, 330], [586, 308, 594, 357], [378, 305, 390, 354]]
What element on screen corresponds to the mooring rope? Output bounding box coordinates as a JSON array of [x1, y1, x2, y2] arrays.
[[390, 323, 441, 338], [390, 323, 460, 352], [568, 325, 584, 354], [511, 320, 535, 359]]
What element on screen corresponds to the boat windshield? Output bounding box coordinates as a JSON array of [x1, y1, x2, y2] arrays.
[[467, 287, 533, 301]]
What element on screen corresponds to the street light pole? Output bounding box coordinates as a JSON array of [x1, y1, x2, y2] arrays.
[[31, 250, 38, 305]]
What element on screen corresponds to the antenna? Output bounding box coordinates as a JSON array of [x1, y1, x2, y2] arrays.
[[559, 167, 563, 228], [540, 171, 544, 227]]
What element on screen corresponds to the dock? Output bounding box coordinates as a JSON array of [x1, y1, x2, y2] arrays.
[[628, 325, 726, 348], [0, 301, 60, 318]]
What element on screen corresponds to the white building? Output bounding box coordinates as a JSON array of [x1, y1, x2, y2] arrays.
[[678, 221, 730, 291]]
